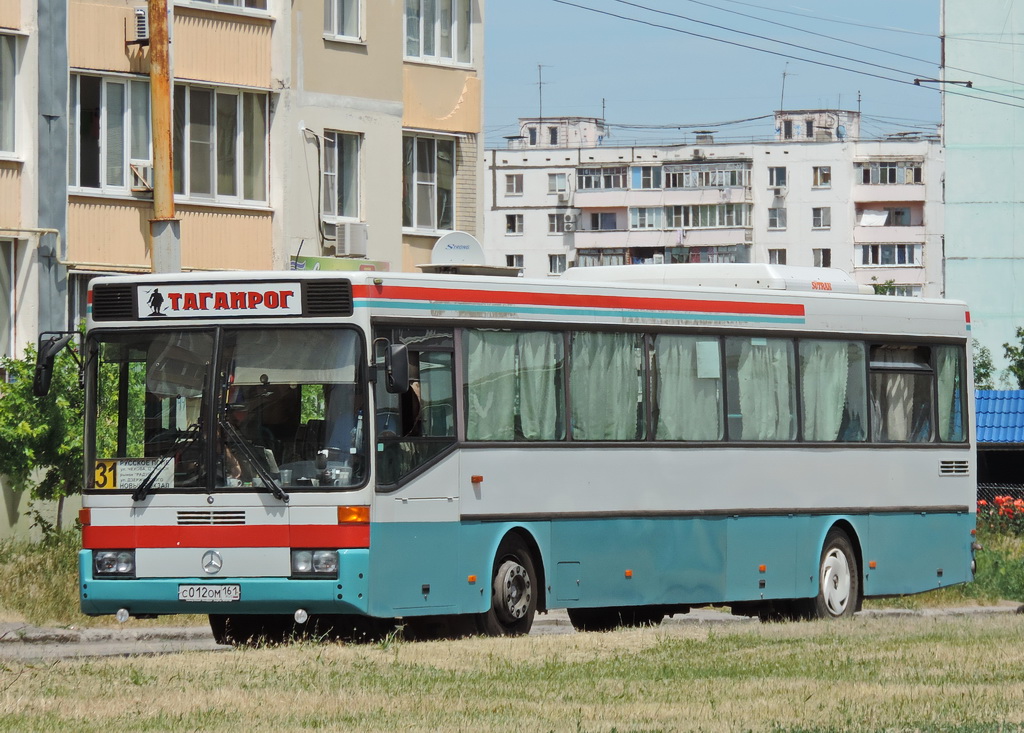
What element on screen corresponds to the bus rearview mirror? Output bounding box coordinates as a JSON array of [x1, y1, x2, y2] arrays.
[[384, 343, 410, 394], [32, 333, 74, 397]]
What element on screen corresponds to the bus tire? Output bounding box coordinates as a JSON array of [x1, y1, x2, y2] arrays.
[[478, 535, 537, 636], [811, 529, 859, 619]]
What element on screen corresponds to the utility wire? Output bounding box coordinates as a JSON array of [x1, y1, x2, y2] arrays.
[[549, 0, 1024, 112], [668, 0, 1024, 89], [607, 0, 1024, 105]]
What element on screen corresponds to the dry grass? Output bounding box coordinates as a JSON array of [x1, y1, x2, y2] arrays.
[[1, 613, 1023, 732]]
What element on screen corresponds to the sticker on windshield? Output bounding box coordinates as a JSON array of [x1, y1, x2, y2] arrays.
[[94, 458, 173, 490]]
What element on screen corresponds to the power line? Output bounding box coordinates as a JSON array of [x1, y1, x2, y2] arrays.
[[607, 0, 1024, 106], [548, 0, 1024, 112]]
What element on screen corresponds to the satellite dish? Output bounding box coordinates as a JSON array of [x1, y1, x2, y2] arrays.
[[431, 231, 485, 265]]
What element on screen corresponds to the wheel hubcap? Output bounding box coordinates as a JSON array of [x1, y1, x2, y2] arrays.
[[820, 548, 851, 616], [496, 560, 532, 622]]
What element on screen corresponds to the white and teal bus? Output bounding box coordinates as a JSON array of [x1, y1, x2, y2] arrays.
[[59, 263, 976, 641]]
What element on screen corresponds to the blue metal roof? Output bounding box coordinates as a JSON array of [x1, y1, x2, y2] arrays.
[[975, 390, 1024, 444]]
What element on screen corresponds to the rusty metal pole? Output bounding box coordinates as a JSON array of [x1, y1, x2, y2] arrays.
[[148, 0, 180, 273]]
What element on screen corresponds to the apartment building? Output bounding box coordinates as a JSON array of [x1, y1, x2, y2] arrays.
[[0, 0, 484, 365], [485, 111, 943, 297]]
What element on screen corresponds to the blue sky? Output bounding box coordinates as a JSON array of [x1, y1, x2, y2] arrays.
[[484, 0, 943, 147]]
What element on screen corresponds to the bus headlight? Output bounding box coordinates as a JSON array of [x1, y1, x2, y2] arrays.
[[291, 550, 338, 578], [94, 550, 136, 578]]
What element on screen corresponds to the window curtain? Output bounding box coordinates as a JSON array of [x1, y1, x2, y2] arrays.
[[800, 340, 849, 441], [936, 345, 964, 442], [871, 372, 913, 441], [571, 332, 642, 440], [464, 331, 563, 441], [734, 338, 795, 440], [465, 330, 517, 440], [653, 335, 721, 440]]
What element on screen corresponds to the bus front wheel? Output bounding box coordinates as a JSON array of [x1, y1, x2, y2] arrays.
[[478, 535, 537, 636], [810, 529, 859, 619]]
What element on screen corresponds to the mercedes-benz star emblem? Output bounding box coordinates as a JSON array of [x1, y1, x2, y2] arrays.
[[202, 550, 223, 575]]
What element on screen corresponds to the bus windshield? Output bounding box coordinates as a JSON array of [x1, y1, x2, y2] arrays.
[[89, 327, 366, 494]]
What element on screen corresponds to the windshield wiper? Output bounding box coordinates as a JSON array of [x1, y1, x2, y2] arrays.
[[219, 416, 290, 503], [132, 422, 202, 502]]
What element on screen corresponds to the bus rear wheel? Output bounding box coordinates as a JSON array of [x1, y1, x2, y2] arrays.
[[478, 535, 537, 636], [809, 529, 859, 619]]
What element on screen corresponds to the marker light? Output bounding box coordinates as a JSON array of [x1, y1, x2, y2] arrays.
[[337, 506, 369, 524], [78, 508, 91, 526]]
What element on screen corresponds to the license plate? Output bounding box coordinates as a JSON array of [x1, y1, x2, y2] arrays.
[[177, 584, 241, 602]]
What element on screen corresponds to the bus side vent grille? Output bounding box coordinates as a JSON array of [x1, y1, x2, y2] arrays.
[[304, 281, 353, 317], [177, 510, 246, 525], [91, 284, 136, 321], [939, 460, 970, 477]]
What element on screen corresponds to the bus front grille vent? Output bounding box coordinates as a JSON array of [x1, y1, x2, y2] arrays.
[[177, 510, 246, 525], [91, 284, 135, 321], [939, 460, 970, 477], [303, 281, 353, 317]]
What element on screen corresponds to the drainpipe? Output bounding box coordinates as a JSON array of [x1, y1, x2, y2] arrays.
[[148, 0, 180, 273]]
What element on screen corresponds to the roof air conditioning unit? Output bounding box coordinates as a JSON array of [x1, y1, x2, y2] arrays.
[[336, 221, 369, 257], [133, 8, 150, 44]]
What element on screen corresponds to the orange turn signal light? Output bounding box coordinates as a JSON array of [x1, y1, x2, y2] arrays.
[[869, 561, 877, 569], [337, 506, 370, 524], [471, 475, 484, 483], [758, 564, 766, 573], [467, 575, 477, 584], [624, 569, 633, 578]]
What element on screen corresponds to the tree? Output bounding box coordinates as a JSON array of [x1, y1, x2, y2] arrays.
[[870, 277, 896, 296], [1004, 327, 1024, 389], [973, 339, 996, 390], [0, 343, 83, 531]]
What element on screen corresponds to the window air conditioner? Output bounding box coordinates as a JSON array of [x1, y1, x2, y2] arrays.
[[564, 222, 575, 232], [771, 187, 786, 197], [133, 8, 150, 44], [557, 192, 569, 203], [563, 212, 576, 223], [335, 221, 369, 257]]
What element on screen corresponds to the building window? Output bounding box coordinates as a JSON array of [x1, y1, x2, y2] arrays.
[[768, 167, 787, 187], [505, 214, 523, 234], [172, 84, 268, 202], [402, 134, 455, 231], [805, 119, 814, 139], [70, 75, 152, 191], [505, 174, 523, 195], [630, 207, 663, 230], [813, 248, 832, 268], [528, 127, 537, 146], [813, 166, 831, 188], [858, 208, 916, 227], [192, 0, 268, 10], [769, 248, 787, 265], [664, 162, 750, 189], [668, 245, 741, 264], [0, 239, 11, 365], [405, 0, 472, 65], [506, 254, 523, 268], [548, 126, 558, 145], [577, 249, 625, 267], [323, 131, 360, 220], [0, 35, 15, 153], [577, 166, 627, 190], [858, 243, 922, 266], [631, 165, 662, 190], [549, 254, 566, 274], [783, 120, 793, 139], [768, 207, 787, 229], [889, 284, 922, 297], [548, 214, 566, 233], [666, 203, 750, 229], [548, 173, 567, 193], [812, 207, 831, 229], [324, 0, 360, 38], [590, 212, 617, 230], [858, 160, 922, 184]]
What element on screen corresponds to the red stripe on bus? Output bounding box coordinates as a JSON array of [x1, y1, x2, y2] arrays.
[[352, 284, 804, 317], [82, 524, 370, 549]]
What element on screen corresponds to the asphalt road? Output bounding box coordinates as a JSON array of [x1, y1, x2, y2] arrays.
[[0, 605, 1018, 661]]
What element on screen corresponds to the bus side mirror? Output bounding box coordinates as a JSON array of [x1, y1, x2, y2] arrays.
[[384, 343, 410, 394], [33, 332, 74, 397]]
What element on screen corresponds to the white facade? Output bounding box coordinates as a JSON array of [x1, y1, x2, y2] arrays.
[[485, 113, 944, 297]]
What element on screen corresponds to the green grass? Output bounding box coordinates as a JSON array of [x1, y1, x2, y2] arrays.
[[0, 526, 1021, 627], [0, 614, 1023, 731]]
